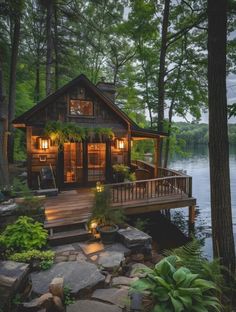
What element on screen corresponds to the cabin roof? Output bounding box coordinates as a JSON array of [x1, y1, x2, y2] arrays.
[[13, 74, 167, 138]]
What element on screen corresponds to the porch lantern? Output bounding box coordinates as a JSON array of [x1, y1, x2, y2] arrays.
[[116, 138, 125, 150], [38, 137, 50, 150]]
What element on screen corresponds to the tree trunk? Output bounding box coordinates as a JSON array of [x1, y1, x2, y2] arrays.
[[208, 0, 235, 273], [34, 61, 40, 103], [0, 66, 9, 186], [54, 2, 59, 90], [46, 0, 53, 96], [8, 15, 21, 163], [164, 43, 184, 168], [157, 0, 170, 165]]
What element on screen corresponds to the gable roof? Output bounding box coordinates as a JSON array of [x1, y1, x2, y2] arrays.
[[13, 74, 167, 138]]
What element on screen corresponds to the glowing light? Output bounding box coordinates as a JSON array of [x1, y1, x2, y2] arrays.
[[96, 181, 104, 192], [38, 137, 50, 150], [116, 139, 125, 149]]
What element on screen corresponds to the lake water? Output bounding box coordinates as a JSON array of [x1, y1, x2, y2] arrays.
[[169, 144, 236, 258]]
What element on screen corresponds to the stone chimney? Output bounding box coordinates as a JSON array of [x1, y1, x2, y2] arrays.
[[97, 78, 116, 102]]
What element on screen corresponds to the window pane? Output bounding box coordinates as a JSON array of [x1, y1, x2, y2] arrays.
[[70, 100, 93, 116]]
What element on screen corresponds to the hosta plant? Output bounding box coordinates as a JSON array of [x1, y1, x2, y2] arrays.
[[131, 255, 221, 312]]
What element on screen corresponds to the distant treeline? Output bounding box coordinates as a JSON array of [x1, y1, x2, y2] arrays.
[[174, 122, 236, 145]]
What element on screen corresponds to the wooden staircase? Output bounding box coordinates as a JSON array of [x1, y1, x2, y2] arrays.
[[44, 189, 94, 245]]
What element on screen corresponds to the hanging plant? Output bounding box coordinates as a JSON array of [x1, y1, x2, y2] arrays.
[[44, 121, 114, 148], [44, 121, 85, 148]]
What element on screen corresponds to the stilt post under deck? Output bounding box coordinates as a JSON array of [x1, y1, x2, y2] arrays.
[[154, 136, 160, 178], [188, 205, 195, 236], [188, 177, 195, 236]]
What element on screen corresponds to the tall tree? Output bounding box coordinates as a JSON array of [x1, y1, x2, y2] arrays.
[[208, 0, 235, 273], [157, 0, 170, 164], [45, 0, 53, 95], [0, 64, 9, 187], [8, 0, 23, 163]]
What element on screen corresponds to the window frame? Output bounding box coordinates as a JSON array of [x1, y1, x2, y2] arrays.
[[68, 99, 94, 117]]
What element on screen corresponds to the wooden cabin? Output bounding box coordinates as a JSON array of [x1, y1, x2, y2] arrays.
[[13, 74, 196, 242], [13, 74, 165, 190]]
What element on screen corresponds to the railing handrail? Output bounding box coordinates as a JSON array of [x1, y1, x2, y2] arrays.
[[106, 175, 190, 188], [158, 167, 191, 178], [132, 160, 190, 178]]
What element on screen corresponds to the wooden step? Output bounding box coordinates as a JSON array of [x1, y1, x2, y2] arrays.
[[44, 217, 90, 229], [48, 228, 92, 246]]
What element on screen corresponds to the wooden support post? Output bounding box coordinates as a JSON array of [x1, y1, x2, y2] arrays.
[[127, 122, 131, 168], [188, 205, 195, 236], [154, 136, 160, 178], [26, 126, 32, 188]]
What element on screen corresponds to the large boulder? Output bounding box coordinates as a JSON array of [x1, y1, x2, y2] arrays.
[[31, 261, 105, 296], [0, 261, 30, 310], [67, 300, 122, 312]]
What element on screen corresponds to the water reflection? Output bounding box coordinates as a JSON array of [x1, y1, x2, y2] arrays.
[[170, 144, 236, 258]]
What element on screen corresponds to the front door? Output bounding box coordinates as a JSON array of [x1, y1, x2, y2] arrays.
[[87, 143, 106, 183], [63, 142, 83, 185]]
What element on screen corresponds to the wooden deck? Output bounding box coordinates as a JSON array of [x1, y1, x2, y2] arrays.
[[44, 175, 196, 235]]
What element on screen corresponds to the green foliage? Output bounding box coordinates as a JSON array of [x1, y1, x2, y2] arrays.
[[164, 240, 224, 290], [133, 217, 150, 233], [14, 129, 26, 161], [44, 121, 114, 148], [228, 103, 236, 118], [128, 172, 136, 182], [16, 197, 44, 216], [40, 259, 54, 271], [0, 216, 48, 252], [112, 164, 130, 178], [90, 186, 125, 226], [63, 286, 75, 306], [8, 249, 54, 263], [12, 294, 22, 306], [11, 178, 32, 198], [131, 255, 221, 312]]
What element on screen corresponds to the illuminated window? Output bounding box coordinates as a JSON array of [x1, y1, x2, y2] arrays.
[[69, 99, 93, 116]]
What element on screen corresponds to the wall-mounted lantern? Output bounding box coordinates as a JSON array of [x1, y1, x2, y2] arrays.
[[116, 138, 125, 150], [37, 137, 50, 150]]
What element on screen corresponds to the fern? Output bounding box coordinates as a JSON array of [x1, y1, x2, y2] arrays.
[[164, 240, 224, 290]]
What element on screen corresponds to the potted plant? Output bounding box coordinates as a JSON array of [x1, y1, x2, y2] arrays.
[[113, 164, 130, 183], [90, 186, 125, 244]]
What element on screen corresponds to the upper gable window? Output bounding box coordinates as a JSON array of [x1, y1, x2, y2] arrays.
[[69, 99, 93, 116]]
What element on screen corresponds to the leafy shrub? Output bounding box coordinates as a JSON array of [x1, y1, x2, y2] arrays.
[[16, 197, 44, 216], [131, 255, 221, 312], [0, 216, 48, 252], [112, 164, 130, 177], [11, 178, 32, 198], [90, 187, 125, 226], [63, 286, 75, 306], [40, 259, 54, 270], [8, 249, 54, 263]]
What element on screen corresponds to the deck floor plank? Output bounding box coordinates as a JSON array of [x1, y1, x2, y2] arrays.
[[44, 188, 196, 229]]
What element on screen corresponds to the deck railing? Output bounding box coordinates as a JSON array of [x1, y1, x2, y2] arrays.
[[132, 160, 188, 179], [108, 175, 192, 205]]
